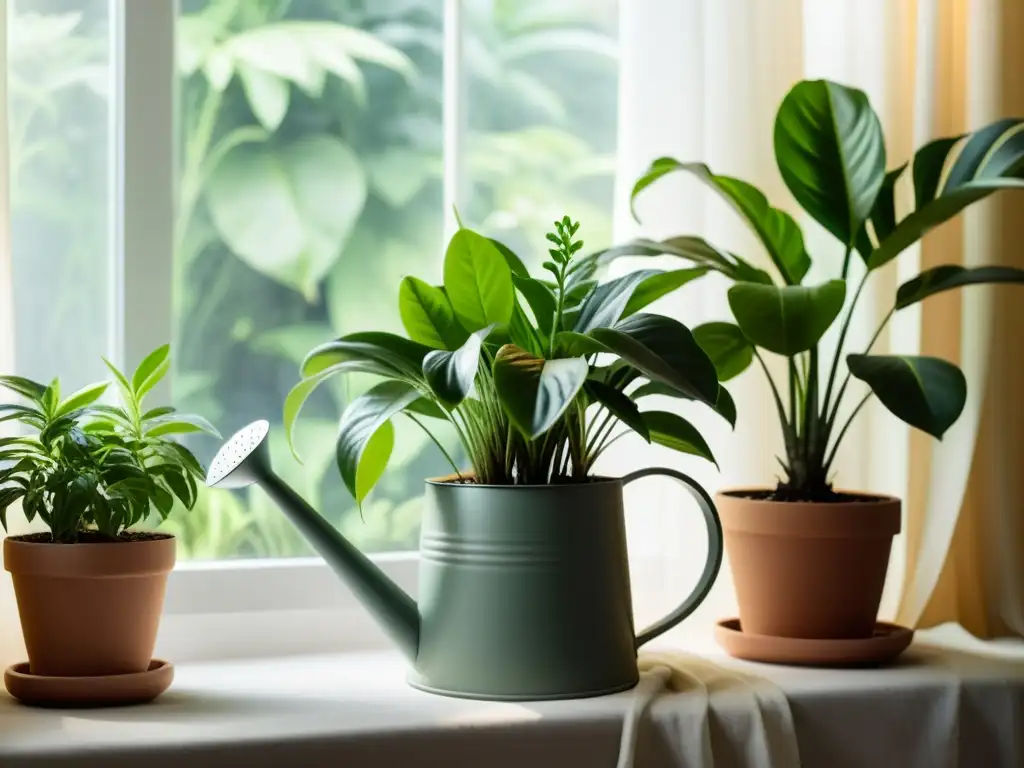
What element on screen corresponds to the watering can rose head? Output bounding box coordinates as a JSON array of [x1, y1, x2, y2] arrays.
[[285, 215, 731, 506]]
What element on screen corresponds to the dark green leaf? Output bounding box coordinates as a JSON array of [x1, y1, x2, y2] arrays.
[[422, 326, 490, 407], [398, 277, 469, 350], [404, 397, 447, 420], [573, 270, 658, 332], [728, 280, 846, 356], [622, 268, 710, 317], [0, 376, 47, 403], [554, 331, 609, 357], [692, 322, 754, 381], [641, 411, 717, 466], [513, 276, 557, 332], [142, 406, 176, 421], [336, 380, 421, 502], [865, 164, 907, 247], [847, 354, 967, 439], [492, 345, 588, 439], [443, 228, 515, 331], [301, 332, 432, 380], [590, 313, 719, 405], [151, 483, 174, 520], [585, 237, 772, 285], [585, 380, 649, 442], [895, 265, 1024, 310], [488, 237, 530, 277], [508, 302, 544, 356], [631, 381, 736, 429], [773, 79, 886, 249]]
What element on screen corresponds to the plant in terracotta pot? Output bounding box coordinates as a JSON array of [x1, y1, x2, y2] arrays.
[[602, 78, 1024, 650], [0, 344, 218, 682], [261, 216, 728, 699]]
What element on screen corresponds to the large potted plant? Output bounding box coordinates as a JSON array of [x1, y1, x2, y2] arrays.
[[606, 79, 1024, 655], [0, 345, 217, 702], [265, 217, 729, 699]]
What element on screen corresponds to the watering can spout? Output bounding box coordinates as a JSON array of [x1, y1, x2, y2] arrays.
[[205, 421, 419, 661]]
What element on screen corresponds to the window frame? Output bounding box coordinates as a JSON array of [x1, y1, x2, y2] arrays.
[[117, 0, 465, 659]]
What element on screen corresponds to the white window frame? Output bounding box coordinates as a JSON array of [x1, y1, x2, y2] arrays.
[[114, 0, 465, 661]]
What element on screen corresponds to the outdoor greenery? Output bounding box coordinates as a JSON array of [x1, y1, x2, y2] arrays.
[[286, 217, 729, 503], [0, 346, 218, 543], [612, 78, 1024, 502]]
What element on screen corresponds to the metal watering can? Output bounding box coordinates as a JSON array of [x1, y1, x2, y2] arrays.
[[206, 420, 723, 700]]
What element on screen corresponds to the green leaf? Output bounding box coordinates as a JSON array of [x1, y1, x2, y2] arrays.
[[301, 332, 432, 380], [54, 381, 109, 419], [142, 406, 176, 421], [132, 344, 170, 394], [589, 314, 719, 405], [41, 379, 60, 418], [585, 380, 649, 442], [715, 386, 737, 429], [151, 483, 174, 520], [146, 415, 221, 439], [867, 118, 1024, 270], [0, 376, 47, 403], [492, 345, 588, 439], [573, 270, 658, 333], [865, 164, 907, 247], [206, 135, 367, 299], [692, 322, 754, 382], [631, 381, 736, 429], [237, 64, 290, 131], [585, 237, 773, 285], [847, 354, 967, 439], [554, 331, 609, 357], [489, 237, 530, 278], [354, 421, 394, 510], [773, 80, 886, 250], [728, 280, 846, 356], [102, 357, 138, 420], [422, 326, 490, 407], [399, 277, 469, 350], [336, 380, 420, 502], [895, 265, 1024, 310], [641, 411, 717, 466], [443, 228, 515, 331], [630, 158, 810, 284], [508, 302, 544, 357], [622, 268, 710, 317], [513, 276, 557, 332]]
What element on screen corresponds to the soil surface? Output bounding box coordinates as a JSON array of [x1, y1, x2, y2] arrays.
[[727, 487, 888, 503], [10, 531, 173, 544]]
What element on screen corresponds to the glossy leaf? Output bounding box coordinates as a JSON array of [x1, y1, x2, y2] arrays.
[[0, 376, 46, 403], [443, 228, 515, 331], [622, 268, 710, 317], [336, 380, 420, 503], [492, 345, 588, 439], [590, 313, 719, 405], [692, 322, 753, 382], [573, 270, 658, 333], [728, 280, 846, 356], [513, 276, 557, 332], [631, 380, 737, 429], [54, 382, 109, 419], [585, 380, 650, 442], [895, 265, 1024, 310], [489, 237, 530, 277], [132, 344, 170, 394], [301, 332, 432, 380], [630, 158, 810, 284], [354, 421, 394, 511], [422, 326, 490, 407], [642, 411, 717, 466], [146, 415, 221, 439], [398, 277, 468, 350], [584, 237, 772, 285], [774, 80, 886, 249], [868, 118, 1024, 270], [847, 354, 966, 439]]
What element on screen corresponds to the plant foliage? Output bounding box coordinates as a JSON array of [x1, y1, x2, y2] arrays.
[[611, 78, 1024, 501], [286, 217, 727, 506], [0, 346, 219, 542]]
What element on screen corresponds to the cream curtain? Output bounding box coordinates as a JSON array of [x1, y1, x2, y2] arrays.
[[612, 0, 1024, 641]]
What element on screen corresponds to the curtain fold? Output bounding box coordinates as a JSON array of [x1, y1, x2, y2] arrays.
[[615, 0, 1024, 641]]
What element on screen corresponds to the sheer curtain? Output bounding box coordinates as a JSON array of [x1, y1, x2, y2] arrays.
[[612, 0, 1024, 642]]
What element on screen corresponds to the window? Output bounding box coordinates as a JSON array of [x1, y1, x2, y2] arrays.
[[8, 0, 620, 656]]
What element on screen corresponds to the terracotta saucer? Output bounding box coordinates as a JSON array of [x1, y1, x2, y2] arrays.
[[715, 618, 913, 667], [4, 659, 173, 708]]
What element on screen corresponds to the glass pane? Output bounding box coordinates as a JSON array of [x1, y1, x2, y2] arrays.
[[8, 0, 112, 389], [170, 0, 620, 561], [462, 0, 619, 264]]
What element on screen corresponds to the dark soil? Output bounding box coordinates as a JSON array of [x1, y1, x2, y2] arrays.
[[727, 487, 886, 504], [10, 531, 173, 544]]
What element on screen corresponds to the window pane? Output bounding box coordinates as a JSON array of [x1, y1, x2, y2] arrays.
[[8, 0, 112, 389], [170, 0, 620, 560]]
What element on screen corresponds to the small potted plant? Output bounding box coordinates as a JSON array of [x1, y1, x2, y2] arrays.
[[0, 344, 217, 700], [272, 217, 729, 699], [609, 78, 1024, 661]]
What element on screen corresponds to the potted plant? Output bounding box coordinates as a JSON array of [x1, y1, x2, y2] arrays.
[[0, 344, 217, 687], [605, 78, 1024, 651], [271, 217, 729, 699]]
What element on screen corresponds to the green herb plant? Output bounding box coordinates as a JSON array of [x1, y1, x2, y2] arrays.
[[0, 345, 219, 542], [286, 216, 732, 507], [601, 78, 1024, 501]]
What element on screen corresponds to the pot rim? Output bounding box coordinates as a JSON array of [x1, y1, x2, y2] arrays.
[[4, 533, 177, 577], [3, 532, 176, 545], [715, 487, 900, 506], [426, 473, 622, 489]]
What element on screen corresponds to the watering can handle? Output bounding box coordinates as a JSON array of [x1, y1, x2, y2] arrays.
[[622, 467, 723, 648]]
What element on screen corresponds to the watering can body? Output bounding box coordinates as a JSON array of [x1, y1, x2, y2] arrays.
[[207, 422, 722, 701]]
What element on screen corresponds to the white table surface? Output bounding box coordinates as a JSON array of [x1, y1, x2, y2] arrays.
[[1, 626, 1022, 768]]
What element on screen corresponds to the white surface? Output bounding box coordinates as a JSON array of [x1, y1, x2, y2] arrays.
[[1, 626, 1021, 768]]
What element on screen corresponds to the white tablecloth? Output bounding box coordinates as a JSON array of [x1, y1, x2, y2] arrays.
[[0, 625, 1021, 767]]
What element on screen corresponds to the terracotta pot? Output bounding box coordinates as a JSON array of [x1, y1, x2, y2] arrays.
[[717, 490, 900, 639], [3, 534, 175, 676]]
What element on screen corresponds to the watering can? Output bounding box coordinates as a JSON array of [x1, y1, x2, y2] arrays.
[[206, 420, 723, 700]]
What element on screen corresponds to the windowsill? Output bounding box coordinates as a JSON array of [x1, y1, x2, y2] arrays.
[[1, 627, 1022, 767]]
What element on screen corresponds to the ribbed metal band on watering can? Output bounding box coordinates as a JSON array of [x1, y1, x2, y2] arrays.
[[207, 421, 723, 701]]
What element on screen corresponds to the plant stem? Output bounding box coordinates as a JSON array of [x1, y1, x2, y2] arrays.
[[827, 305, 894, 429], [841, 243, 854, 281], [404, 413, 462, 479], [822, 270, 870, 423], [823, 392, 873, 473], [754, 350, 789, 427]]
